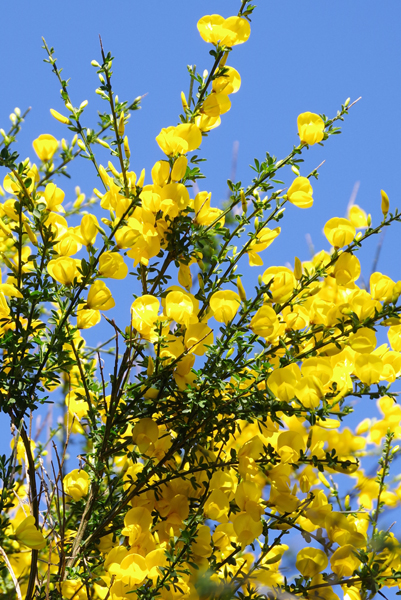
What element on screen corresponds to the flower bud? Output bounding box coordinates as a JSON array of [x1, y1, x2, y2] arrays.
[[147, 356, 154, 376], [14, 107, 21, 117], [294, 256, 303, 280], [71, 134, 78, 147], [137, 168, 145, 188], [367, 213, 372, 227], [123, 136, 131, 158], [108, 161, 119, 178], [65, 102, 74, 112], [80, 100, 88, 110], [181, 91, 188, 111], [96, 138, 111, 149], [226, 347, 234, 357], [77, 139, 86, 152], [237, 276, 246, 302], [91, 60, 100, 67], [61, 138, 68, 151], [241, 190, 247, 213], [50, 109, 71, 125], [197, 273, 204, 291], [118, 112, 125, 136], [344, 97, 351, 107], [291, 165, 300, 176], [220, 51, 229, 67], [381, 189, 389, 218]]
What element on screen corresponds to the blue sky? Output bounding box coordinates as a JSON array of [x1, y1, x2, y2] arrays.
[[1, 0, 401, 590]]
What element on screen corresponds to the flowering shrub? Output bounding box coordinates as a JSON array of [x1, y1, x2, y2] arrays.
[[0, 3, 401, 599]]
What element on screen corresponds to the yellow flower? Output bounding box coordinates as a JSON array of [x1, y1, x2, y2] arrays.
[[287, 176, 313, 208], [297, 112, 325, 145], [250, 305, 278, 339], [151, 160, 170, 186], [268, 364, 301, 402], [63, 469, 90, 501], [86, 280, 115, 310], [354, 354, 383, 385], [210, 290, 241, 323], [14, 515, 46, 550], [165, 290, 197, 326], [156, 124, 202, 156], [131, 295, 160, 338], [296, 547, 328, 577], [171, 156, 188, 182], [195, 114, 221, 132], [77, 308, 101, 329], [247, 227, 280, 266], [32, 133, 58, 161], [333, 252, 361, 286], [194, 191, 225, 227], [184, 323, 214, 356], [118, 553, 149, 586], [202, 92, 231, 117], [80, 214, 99, 246], [197, 15, 251, 47], [330, 544, 361, 577], [348, 204, 368, 228], [47, 256, 79, 285], [233, 512, 263, 548], [324, 217, 355, 248], [262, 266, 296, 303], [212, 66, 241, 94], [370, 272, 396, 302], [98, 252, 128, 279]]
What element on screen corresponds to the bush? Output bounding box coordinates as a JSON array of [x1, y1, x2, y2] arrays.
[[0, 3, 401, 599]]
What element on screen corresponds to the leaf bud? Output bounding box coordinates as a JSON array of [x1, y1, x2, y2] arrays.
[[294, 256, 303, 281], [381, 189, 389, 218], [237, 276, 246, 302], [123, 136, 131, 158]]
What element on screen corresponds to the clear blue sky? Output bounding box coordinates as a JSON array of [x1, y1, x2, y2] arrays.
[[1, 0, 401, 591]]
